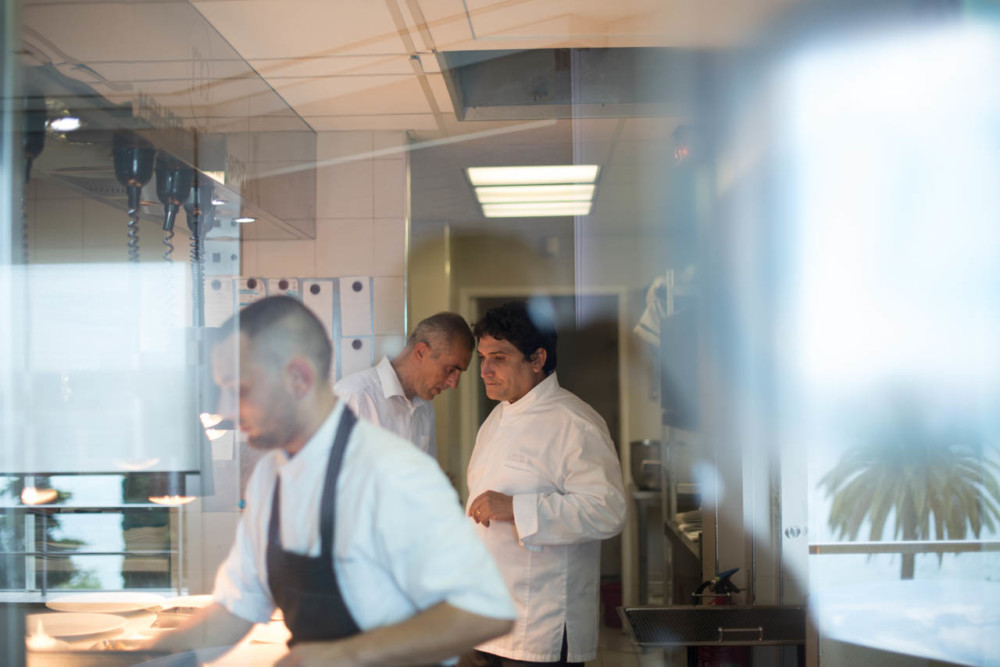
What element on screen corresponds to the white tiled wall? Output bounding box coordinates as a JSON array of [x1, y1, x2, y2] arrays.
[[25, 179, 193, 266], [240, 130, 408, 337]]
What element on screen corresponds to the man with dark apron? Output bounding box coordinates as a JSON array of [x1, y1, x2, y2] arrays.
[[152, 296, 515, 665], [265, 408, 361, 646]]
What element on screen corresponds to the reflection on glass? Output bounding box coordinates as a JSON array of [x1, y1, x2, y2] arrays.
[[819, 397, 1000, 579]]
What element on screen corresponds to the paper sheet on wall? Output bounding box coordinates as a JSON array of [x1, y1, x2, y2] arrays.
[[267, 278, 300, 300], [340, 337, 373, 379], [204, 277, 235, 327], [238, 277, 267, 307], [303, 280, 337, 382], [339, 276, 372, 336]]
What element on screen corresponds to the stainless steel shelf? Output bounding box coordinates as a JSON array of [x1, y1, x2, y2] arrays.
[[665, 519, 701, 559]]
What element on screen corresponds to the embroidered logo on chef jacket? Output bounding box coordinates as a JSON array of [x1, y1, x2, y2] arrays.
[[504, 451, 533, 468]]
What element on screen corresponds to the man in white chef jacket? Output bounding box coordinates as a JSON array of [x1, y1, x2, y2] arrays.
[[152, 296, 515, 666], [335, 312, 473, 457], [462, 301, 627, 667]]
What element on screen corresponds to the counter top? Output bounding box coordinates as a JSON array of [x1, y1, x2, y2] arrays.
[[25, 609, 290, 666]]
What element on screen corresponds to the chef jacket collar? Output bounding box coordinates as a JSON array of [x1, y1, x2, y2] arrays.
[[375, 356, 427, 410], [502, 371, 560, 415], [275, 401, 344, 474]]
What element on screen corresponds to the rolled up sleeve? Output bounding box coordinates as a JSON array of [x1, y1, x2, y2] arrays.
[[376, 451, 516, 621], [211, 474, 276, 624], [514, 423, 626, 547]]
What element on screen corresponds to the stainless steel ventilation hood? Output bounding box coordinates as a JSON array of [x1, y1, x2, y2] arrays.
[[19, 0, 317, 242], [438, 48, 714, 121]]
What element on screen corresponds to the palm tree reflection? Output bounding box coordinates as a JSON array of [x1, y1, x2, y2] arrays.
[[820, 400, 1000, 579]]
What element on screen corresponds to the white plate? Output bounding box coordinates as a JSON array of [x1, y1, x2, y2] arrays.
[[26, 612, 127, 639], [160, 594, 213, 611], [46, 591, 165, 613]]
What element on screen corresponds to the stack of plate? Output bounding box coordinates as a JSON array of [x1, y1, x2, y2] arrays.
[[45, 592, 165, 615]]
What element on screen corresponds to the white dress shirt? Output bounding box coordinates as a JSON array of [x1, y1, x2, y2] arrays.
[[334, 356, 436, 456], [214, 402, 515, 637], [466, 372, 627, 663]]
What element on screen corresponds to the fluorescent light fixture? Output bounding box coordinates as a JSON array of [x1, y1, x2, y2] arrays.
[[47, 117, 82, 132], [476, 184, 595, 204], [233, 217, 256, 224], [482, 202, 592, 218], [468, 165, 600, 186]]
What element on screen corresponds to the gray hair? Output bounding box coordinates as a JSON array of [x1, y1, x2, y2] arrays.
[[407, 312, 474, 355]]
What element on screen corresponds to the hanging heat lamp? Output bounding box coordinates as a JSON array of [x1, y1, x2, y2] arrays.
[[155, 153, 193, 263], [113, 132, 155, 263]]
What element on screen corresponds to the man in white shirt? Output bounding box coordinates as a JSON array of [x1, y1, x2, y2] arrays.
[[462, 301, 627, 667], [153, 296, 515, 666], [335, 312, 473, 457]]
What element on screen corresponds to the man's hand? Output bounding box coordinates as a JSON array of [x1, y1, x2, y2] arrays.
[[277, 603, 513, 666], [468, 490, 514, 527], [276, 641, 356, 666]]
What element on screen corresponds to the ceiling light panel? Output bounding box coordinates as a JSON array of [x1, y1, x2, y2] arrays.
[[482, 202, 593, 218], [467, 165, 600, 186], [475, 184, 595, 204]]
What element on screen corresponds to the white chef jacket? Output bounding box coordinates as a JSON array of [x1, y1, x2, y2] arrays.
[[466, 372, 626, 663], [213, 401, 515, 638], [334, 356, 436, 457]]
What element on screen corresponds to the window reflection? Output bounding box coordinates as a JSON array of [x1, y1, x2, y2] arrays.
[[1, 475, 173, 594]]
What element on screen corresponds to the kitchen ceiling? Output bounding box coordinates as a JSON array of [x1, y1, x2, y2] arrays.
[[20, 0, 798, 230], [189, 0, 795, 135], [22, 0, 795, 134]]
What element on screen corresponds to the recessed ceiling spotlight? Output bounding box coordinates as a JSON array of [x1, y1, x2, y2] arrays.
[[47, 116, 82, 132], [233, 216, 256, 224], [211, 198, 227, 206]]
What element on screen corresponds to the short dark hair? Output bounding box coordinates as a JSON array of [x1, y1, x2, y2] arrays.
[[472, 300, 557, 374], [408, 312, 474, 355], [220, 295, 332, 379]]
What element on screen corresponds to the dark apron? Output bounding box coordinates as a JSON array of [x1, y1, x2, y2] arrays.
[[266, 408, 360, 646]]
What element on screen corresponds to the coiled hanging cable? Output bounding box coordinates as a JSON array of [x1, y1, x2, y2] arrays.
[[162, 228, 175, 263], [22, 100, 45, 265], [113, 133, 154, 264], [127, 205, 142, 262], [21, 196, 30, 264], [184, 177, 214, 328], [155, 155, 191, 265]]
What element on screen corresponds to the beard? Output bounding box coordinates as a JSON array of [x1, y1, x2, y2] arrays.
[[242, 395, 300, 451], [246, 431, 285, 450]]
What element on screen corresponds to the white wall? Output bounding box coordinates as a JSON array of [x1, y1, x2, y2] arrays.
[[25, 178, 192, 265], [240, 130, 409, 352]]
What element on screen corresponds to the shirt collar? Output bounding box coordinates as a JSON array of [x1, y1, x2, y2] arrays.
[[503, 371, 559, 415], [275, 401, 344, 471], [375, 356, 429, 409]]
